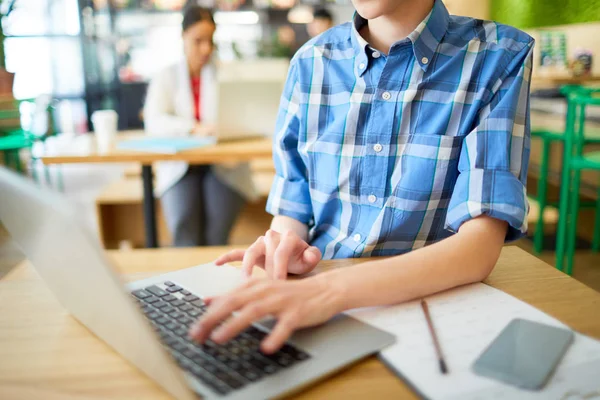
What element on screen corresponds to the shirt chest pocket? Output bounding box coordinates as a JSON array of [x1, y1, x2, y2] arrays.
[[395, 133, 464, 194]]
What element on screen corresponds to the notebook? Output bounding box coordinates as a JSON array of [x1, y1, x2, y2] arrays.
[[117, 137, 217, 154], [346, 282, 600, 400]]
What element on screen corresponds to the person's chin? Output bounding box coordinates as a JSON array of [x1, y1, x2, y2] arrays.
[[353, 4, 385, 20], [197, 57, 210, 67]]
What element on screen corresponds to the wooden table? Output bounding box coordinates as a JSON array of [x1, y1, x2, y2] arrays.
[[531, 73, 600, 89], [1, 246, 599, 400], [40, 135, 273, 248]]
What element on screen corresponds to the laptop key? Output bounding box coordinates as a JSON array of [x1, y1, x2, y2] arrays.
[[237, 362, 264, 380], [153, 301, 169, 310], [280, 344, 310, 361], [187, 308, 202, 317], [214, 370, 245, 390], [174, 328, 188, 337], [147, 311, 160, 320], [172, 342, 187, 352], [141, 305, 154, 314], [164, 336, 179, 347], [182, 348, 197, 359], [163, 306, 177, 315], [145, 285, 169, 297], [183, 294, 200, 302], [166, 285, 182, 293], [248, 355, 279, 374], [164, 281, 176, 287], [179, 316, 195, 326], [143, 296, 160, 304], [263, 352, 295, 367], [178, 304, 193, 312], [191, 299, 204, 307], [132, 289, 152, 299], [224, 359, 243, 371], [176, 314, 191, 322], [155, 316, 170, 325], [215, 352, 230, 364], [171, 300, 185, 307], [165, 322, 179, 331], [163, 294, 177, 302], [246, 327, 267, 340], [180, 289, 191, 296], [170, 311, 185, 319], [204, 346, 219, 357]]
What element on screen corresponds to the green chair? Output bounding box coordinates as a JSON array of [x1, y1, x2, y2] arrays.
[[555, 92, 600, 275], [0, 99, 29, 172], [0, 96, 62, 189], [530, 86, 600, 254], [0, 133, 31, 173]]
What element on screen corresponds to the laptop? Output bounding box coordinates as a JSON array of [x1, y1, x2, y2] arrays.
[[0, 167, 395, 400], [214, 59, 287, 142]]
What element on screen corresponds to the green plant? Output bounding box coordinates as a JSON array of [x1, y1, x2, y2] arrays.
[[491, 0, 600, 29], [0, 0, 17, 70]]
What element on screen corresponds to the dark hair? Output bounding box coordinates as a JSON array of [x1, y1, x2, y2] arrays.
[[313, 8, 333, 21], [182, 6, 215, 32]]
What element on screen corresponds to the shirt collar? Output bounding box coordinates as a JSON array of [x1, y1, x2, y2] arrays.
[[351, 0, 450, 76]]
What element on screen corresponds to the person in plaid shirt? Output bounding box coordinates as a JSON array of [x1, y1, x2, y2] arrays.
[[190, 0, 534, 353]]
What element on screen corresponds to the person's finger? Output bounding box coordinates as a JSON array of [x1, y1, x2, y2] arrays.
[[264, 230, 280, 279], [302, 246, 322, 267], [189, 280, 265, 342], [242, 237, 266, 277], [261, 316, 296, 354], [273, 231, 302, 280], [215, 249, 246, 266], [210, 298, 280, 344]]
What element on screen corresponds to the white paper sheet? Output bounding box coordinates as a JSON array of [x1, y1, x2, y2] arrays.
[[347, 283, 600, 399]]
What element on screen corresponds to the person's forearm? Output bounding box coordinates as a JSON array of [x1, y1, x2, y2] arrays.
[[270, 215, 309, 241], [319, 216, 508, 311]]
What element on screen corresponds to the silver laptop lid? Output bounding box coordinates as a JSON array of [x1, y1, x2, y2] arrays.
[[0, 167, 196, 400]]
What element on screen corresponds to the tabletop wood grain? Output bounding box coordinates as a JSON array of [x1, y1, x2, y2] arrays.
[[1, 246, 599, 400], [40, 137, 272, 165]]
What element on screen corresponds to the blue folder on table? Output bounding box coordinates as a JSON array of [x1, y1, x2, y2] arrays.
[[117, 137, 217, 154]]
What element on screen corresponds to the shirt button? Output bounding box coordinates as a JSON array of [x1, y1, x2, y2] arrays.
[[373, 143, 383, 152], [421, 56, 429, 64], [372, 51, 381, 58], [368, 194, 377, 203], [359, 62, 366, 69], [353, 233, 362, 242], [382, 91, 391, 100]]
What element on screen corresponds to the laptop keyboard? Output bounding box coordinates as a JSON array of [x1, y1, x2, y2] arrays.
[[131, 281, 310, 396]]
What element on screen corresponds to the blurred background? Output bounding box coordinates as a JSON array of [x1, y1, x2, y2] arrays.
[[0, 0, 597, 135], [1, 0, 599, 289]]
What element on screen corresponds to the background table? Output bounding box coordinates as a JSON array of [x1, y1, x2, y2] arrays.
[[1, 246, 599, 399], [40, 135, 273, 248]]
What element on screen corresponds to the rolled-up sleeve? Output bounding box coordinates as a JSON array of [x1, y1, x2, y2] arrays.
[[446, 40, 534, 241], [266, 61, 313, 224]]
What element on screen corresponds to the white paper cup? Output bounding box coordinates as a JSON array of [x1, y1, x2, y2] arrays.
[[92, 110, 118, 153]]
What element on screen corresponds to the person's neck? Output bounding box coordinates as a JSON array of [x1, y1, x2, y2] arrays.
[[188, 63, 202, 78], [361, 0, 434, 55]]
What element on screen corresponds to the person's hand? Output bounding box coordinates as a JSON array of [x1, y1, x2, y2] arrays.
[[189, 276, 342, 353], [191, 123, 216, 137], [215, 230, 322, 280]]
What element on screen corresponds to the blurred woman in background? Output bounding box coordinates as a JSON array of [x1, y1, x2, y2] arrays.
[[144, 6, 257, 247]]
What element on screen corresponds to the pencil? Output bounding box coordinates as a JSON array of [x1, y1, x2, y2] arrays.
[[421, 299, 448, 374]]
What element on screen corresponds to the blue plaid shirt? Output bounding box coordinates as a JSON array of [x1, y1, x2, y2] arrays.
[[266, 0, 534, 259]]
